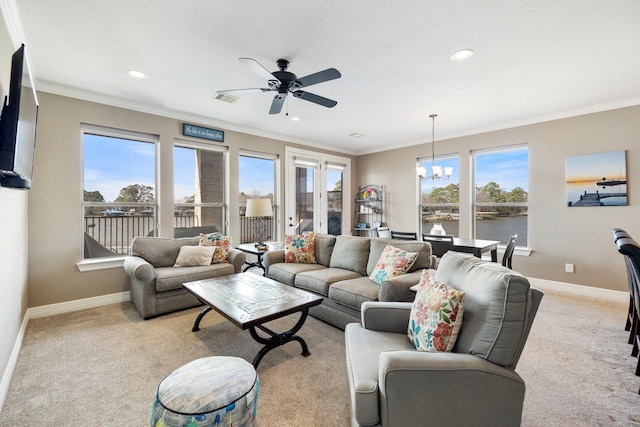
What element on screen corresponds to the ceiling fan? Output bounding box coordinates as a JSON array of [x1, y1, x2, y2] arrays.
[[216, 58, 341, 114]]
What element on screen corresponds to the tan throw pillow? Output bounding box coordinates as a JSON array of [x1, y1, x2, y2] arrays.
[[284, 232, 316, 263], [173, 246, 216, 267], [199, 233, 233, 263], [369, 244, 418, 284], [408, 269, 465, 352]]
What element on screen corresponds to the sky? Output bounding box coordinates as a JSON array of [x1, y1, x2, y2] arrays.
[[565, 150, 626, 183], [420, 147, 529, 193]]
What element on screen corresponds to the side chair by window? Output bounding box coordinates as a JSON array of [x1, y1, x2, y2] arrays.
[[502, 234, 518, 269], [421, 233, 454, 258], [390, 230, 418, 240]]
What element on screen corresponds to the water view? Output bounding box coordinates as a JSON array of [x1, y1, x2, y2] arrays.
[[424, 216, 528, 246]]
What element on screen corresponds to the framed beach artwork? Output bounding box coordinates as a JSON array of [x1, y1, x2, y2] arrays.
[[565, 150, 627, 207]]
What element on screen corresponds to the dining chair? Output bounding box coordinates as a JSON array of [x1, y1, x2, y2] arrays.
[[390, 230, 418, 241], [377, 226, 391, 238], [613, 228, 638, 341], [616, 237, 640, 393], [502, 234, 518, 269], [421, 233, 454, 258]]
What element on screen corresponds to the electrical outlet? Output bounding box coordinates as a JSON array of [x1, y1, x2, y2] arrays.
[[565, 263, 575, 273]]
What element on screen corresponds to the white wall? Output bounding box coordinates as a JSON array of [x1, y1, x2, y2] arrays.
[[0, 16, 28, 406]]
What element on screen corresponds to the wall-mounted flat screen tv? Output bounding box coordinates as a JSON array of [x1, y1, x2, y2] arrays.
[[0, 44, 39, 189]]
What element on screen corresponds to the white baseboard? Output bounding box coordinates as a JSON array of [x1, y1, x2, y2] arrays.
[[28, 291, 131, 319], [528, 277, 627, 303], [0, 311, 29, 414]]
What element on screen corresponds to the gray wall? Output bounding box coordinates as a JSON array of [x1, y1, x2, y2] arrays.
[[357, 106, 639, 292], [27, 91, 354, 307]]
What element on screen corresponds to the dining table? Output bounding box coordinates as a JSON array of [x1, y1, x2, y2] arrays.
[[452, 237, 500, 262]]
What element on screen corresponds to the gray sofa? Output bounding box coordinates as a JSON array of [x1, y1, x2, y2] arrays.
[[123, 236, 246, 319], [344, 251, 543, 427], [263, 234, 436, 329]]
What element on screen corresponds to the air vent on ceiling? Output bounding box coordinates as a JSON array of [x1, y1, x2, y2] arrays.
[[215, 94, 239, 103]]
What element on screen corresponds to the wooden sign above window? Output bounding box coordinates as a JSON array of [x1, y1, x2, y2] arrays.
[[182, 123, 224, 142]]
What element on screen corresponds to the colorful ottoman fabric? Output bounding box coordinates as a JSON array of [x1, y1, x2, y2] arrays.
[[150, 356, 259, 427]]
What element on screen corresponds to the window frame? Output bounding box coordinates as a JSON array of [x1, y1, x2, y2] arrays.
[[418, 154, 460, 237], [79, 124, 159, 271], [239, 150, 279, 243]]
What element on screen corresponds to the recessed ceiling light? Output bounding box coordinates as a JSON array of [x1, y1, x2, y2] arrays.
[[450, 49, 474, 62], [128, 70, 148, 79], [291, 116, 301, 121]]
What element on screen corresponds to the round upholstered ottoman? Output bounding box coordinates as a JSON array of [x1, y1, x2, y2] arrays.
[[150, 356, 259, 427]]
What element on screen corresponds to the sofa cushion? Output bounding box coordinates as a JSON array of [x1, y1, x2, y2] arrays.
[[368, 238, 433, 275], [267, 262, 326, 286], [173, 246, 216, 267], [435, 251, 533, 367], [408, 270, 465, 352], [285, 232, 317, 264], [155, 264, 235, 292], [295, 268, 362, 296], [199, 234, 233, 263], [132, 236, 199, 268], [314, 233, 336, 267], [329, 235, 371, 275], [369, 244, 418, 285], [329, 277, 380, 311]]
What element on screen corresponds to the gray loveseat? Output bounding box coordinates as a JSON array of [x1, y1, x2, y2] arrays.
[[344, 251, 543, 426], [123, 236, 246, 319], [263, 234, 436, 329]]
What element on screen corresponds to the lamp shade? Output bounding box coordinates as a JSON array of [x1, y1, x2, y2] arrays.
[[245, 199, 272, 218]]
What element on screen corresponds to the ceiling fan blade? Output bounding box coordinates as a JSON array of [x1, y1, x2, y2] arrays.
[[292, 90, 337, 108], [295, 68, 341, 88], [269, 93, 286, 114], [239, 57, 275, 81], [216, 88, 272, 95]]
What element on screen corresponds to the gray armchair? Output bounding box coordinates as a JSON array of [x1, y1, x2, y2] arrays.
[[345, 251, 543, 427]]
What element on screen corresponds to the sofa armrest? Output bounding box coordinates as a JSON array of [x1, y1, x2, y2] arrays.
[[378, 270, 423, 302], [227, 249, 246, 274], [361, 301, 412, 333], [378, 351, 525, 426], [263, 249, 285, 275], [123, 256, 155, 282]]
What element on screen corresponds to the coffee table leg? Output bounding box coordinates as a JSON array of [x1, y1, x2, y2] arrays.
[[249, 308, 311, 368], [192, 306, 212, 332]]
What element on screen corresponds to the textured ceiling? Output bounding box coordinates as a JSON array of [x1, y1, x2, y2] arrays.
[[3, 0, 640, 155]]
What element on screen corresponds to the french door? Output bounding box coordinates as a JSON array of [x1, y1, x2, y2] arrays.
[[285, 147, 350, 236]]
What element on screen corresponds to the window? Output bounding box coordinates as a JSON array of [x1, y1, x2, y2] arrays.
[[326, 163, 344, 236], [174, 140, 227, 238], [82, 125, 157, 259], [473, 146, 528, 246], [239, 152, 277, 243], [419, 156, 460, 236]]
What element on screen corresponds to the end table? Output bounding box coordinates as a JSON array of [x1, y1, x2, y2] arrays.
[[236, 242, 282, 276]]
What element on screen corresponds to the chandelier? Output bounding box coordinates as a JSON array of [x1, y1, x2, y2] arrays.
[[416, 114, 453, 180]]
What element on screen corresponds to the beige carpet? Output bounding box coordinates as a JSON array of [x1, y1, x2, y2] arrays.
[[1, 289, 639, 426]]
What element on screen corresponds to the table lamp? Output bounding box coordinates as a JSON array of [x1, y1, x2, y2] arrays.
[[245, 198, 272, 246]]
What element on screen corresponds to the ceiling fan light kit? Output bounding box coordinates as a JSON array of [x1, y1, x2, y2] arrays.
[[217, 58, 341, 114]]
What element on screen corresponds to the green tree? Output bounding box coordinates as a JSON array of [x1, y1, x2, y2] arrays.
[[506, 187, 528, 203], [115, 184, 155, 203], [83, 190, 105, 202]]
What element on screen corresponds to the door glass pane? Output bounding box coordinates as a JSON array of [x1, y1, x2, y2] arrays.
[[239, 155, 275, 243], [295, 166, 314, 234], [327, 170, 343, 235]]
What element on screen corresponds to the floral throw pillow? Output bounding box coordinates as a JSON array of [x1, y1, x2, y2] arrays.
[[407, 270, 465, 352], [284, 232, 316, 264], [369, 244, 418, 285], [199, 233, 232, 263]]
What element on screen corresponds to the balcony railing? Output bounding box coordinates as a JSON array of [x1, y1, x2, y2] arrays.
[[83, 214, 274, 258]]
